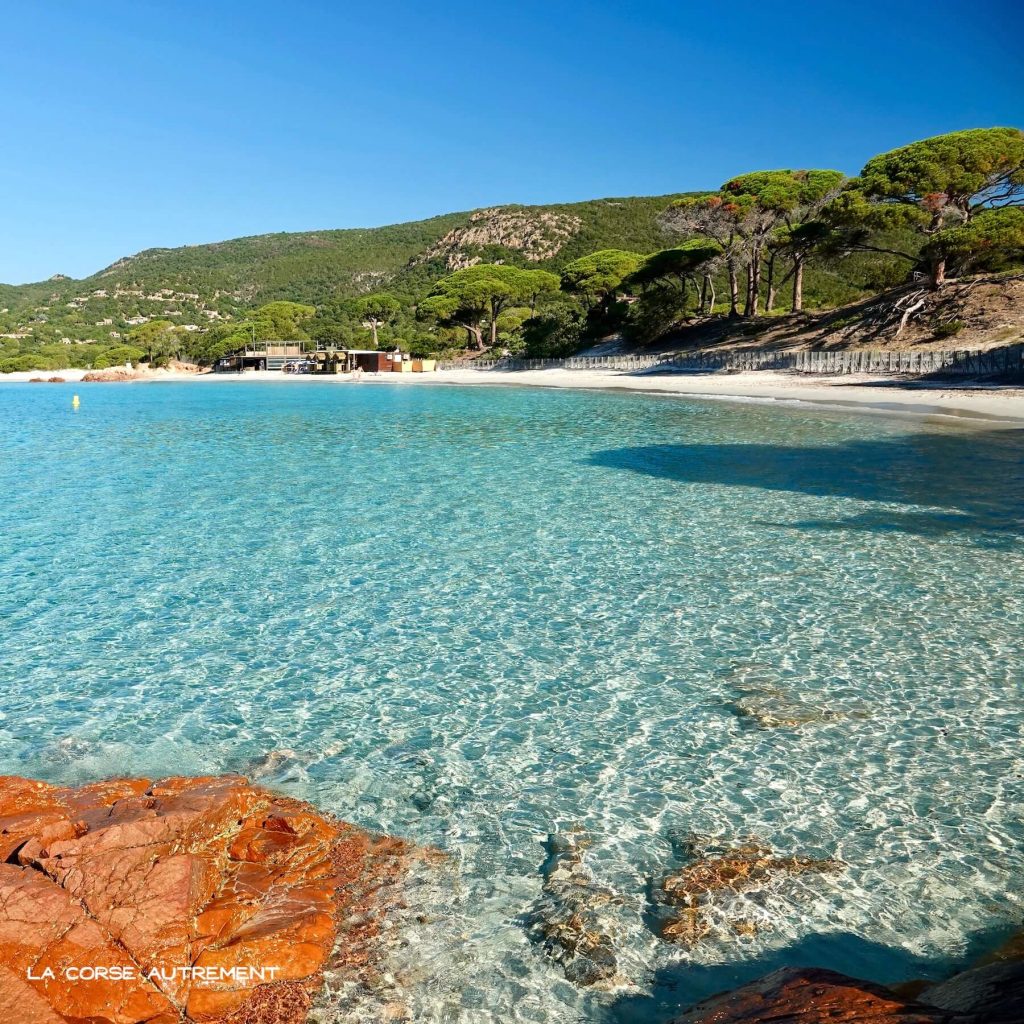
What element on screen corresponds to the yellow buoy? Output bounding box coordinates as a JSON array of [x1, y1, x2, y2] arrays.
[[72, 394, 80, 409]]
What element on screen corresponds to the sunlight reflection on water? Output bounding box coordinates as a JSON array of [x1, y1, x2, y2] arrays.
[[1, 380, 1023, 1022]]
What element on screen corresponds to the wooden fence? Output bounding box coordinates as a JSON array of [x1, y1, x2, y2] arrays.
[[438, 345, 1024, 377]]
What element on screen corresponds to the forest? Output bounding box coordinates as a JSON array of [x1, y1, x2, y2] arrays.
[[1, 127, 1021, 372]]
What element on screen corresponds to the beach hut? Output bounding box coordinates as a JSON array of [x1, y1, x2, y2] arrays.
[[346, 350, 393, 373]]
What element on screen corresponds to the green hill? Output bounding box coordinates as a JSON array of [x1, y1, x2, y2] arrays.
[[0, 193, 689, 353]]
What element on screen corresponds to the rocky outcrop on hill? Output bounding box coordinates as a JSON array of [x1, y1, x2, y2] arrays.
[[0, 774, 411, 1024], [413, 207, 583, 271]]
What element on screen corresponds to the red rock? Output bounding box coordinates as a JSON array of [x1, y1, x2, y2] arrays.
[[82, 368, 141, 382], [0, 775, 412, 1024], [0, 864, 178, 1024], [671, 967, 955, 1023], [918, 960, 1024, 1022]]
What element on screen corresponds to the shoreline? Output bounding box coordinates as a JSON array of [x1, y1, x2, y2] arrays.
[[372, 367, 1024, 426], [5, 365, 1024, 426]]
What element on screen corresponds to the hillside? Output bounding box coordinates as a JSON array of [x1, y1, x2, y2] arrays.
[[648, 273, 1024, 356], [0, 194, 689, 347], [4, 126, 1021, 373]]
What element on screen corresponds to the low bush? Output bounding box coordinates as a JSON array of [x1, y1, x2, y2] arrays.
[[932, 319, 966, 340]]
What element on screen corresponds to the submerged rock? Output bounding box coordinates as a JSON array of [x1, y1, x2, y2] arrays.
[[974, 927, 1024, 965], [729, 696, 841, 728], [247, 747, 304, 778], [245, 742, 350, 782], [728, 688, 870, 729], [670, 966, 955, 1023], [526, 831, 620, 987], [654, 839, 844, 947], [0, 774, 412, 1024]]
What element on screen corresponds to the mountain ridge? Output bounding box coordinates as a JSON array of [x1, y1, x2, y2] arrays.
[[0, 192, 688, 346], [11, 193, 689, 286]]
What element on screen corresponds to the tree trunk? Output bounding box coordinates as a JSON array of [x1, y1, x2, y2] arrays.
[[490, 299, 501, 348], [931, 257, 947, 289], [754, 250, 763, 316], [749, 247, 762, 316], [765, 253, 776, 313], [792, 257, 805, 312], [370, 320, 379, 347], [727, 260, 740, 317], [703, 274, 715, 315], [743, 261, 755, 317]]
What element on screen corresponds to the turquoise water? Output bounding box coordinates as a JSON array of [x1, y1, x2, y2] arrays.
[[2, 379, 1023, 1022]]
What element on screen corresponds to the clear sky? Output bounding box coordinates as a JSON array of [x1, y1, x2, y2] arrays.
[[1, 0, 1021, 284]]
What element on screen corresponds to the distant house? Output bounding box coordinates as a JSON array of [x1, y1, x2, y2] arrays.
[[216, 341, 305, 372], [125, 315, 149, 326]]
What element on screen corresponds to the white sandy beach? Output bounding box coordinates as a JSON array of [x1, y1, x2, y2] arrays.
[[373, 367, 1024, 425], [5, 365, 1024, 424]]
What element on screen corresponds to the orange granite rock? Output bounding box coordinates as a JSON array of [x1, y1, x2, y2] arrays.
[[0, 774, 412, 1024], [671, 967, 955, 1023]]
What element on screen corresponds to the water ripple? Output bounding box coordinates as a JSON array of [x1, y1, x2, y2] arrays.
[[1, 380, 1022, 1021]]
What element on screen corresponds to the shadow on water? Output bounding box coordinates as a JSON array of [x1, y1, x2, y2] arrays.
[[589, 431, 1024, 540], [602, 924, 1017, 1024]]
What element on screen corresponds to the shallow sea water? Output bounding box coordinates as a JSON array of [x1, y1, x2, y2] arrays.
[[1, 379, 1023, 1022]]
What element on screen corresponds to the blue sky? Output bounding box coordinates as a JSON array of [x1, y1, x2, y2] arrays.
[[1, 0, 1021, 283]]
